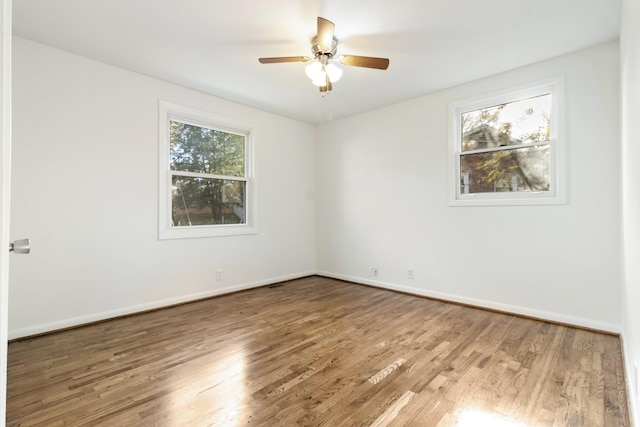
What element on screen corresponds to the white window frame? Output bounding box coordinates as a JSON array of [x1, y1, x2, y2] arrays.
[[448, 76, 566, 206], [158, 101, 257, 239]]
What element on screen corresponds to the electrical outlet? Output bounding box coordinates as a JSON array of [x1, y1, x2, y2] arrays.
[[216, 269, 223, 281], [371, 267, 379, 277], [408, 268, 414, 279]]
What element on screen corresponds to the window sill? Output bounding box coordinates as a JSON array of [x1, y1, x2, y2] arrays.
[[449, 192, 566, 207], [159, 224, 258, 240]]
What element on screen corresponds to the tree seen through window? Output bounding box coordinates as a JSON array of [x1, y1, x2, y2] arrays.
[[169, 121, 246, 226], [460, 94, 551, 194]]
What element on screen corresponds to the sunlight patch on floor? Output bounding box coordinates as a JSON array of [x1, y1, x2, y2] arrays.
[[167, 347, 248, 426]]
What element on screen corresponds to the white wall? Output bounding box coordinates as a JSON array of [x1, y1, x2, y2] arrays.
[[8, 38, 317, 338], [317, 42, 621, 332], [621, 0, 640, 424]]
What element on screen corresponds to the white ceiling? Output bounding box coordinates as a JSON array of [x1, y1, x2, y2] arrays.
[[14, 0, 622, 125]]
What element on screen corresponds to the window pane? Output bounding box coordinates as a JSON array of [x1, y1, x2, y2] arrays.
[[461, 94, 551, 152], [171, 175, 246, 227], [170, 121, 245, 177], [460, 145, 550, 194]]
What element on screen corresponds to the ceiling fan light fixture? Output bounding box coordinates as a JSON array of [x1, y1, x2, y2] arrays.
[[305, 61, 323, 80], [311, 72, 328, 86], [326, 63, 343, 83], [258, 16, 389, 96], [306, 60, 342, 87]]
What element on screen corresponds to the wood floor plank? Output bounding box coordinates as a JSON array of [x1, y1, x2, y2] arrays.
[[6, 276, 630, 426]]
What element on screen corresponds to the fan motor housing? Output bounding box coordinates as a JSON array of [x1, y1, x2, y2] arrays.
[[311, 36, 338, 58]]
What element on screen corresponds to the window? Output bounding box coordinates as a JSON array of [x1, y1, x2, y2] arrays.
[[449, 77, 565, 206], [159, 101, 256, 239]]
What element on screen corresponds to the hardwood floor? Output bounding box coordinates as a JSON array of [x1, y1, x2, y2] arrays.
[[7, 276, 630, 426]]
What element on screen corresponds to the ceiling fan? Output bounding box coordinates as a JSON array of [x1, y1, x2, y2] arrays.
[[258, 17, 390, 95]]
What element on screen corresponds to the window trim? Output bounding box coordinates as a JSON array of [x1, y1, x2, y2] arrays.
[[158, 100, 257, 239], [448, 76, 566, 206]]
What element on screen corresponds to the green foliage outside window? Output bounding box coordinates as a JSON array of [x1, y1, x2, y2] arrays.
[[460, 94, 551, 194], [169, 121, 246, 227]]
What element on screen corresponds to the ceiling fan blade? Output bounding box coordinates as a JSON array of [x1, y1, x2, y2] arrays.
[[317, 17, 335, 52], [258, 56, 310, 64], [339, 55, 390, 70]]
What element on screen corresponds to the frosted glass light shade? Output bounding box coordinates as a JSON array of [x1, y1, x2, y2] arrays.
[[312, 73, 328, 86], [326, 63, 343, 82], [305, 61, 323, 80], [306, 60, 342, 85]]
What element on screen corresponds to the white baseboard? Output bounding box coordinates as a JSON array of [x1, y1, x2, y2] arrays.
[[9, 270, 621, 339], [8, 270, 315, 340], [316, 270, 621, 334]]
